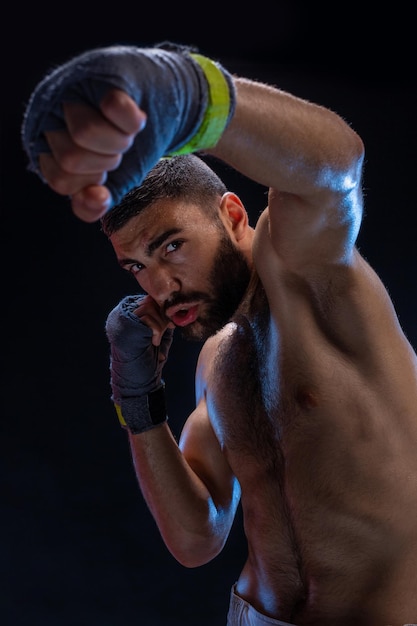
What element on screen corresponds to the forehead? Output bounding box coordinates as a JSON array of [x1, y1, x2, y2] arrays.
[[109, 198, 218, 252]]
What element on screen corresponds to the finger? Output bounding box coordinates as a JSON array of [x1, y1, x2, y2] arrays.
[[71, 186, 112, 223], [135, 310, 167, 332], [152, 324, 175, 349], [39, 151, 108, 197], [63, 99, 139, 155], [134, 298, 171, 325], [45, 129, 122, 174], [134, 304, 171, 347], [135, 315, 164, 346], [100, 89, 147, 135], [151, 324, 175, 348]]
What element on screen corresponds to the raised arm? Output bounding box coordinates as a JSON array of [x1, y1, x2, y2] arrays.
[[209, 77, 365, 269], [21, 42, 364, 232], [210, 77, 364, 198]]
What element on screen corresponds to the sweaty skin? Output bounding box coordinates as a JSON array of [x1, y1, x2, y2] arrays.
[[196, 244, 417, 624], [35, 72, 417, 624]]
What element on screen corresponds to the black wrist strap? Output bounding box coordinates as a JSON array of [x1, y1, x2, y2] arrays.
[[114, 385, 167, 435]]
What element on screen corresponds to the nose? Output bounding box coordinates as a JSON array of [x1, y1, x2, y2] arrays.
[[140, 265, 181, 304]]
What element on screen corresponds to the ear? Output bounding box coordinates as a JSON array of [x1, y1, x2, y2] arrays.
[[219, 192, 248, 242]]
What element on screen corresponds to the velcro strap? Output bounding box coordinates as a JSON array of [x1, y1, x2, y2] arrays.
[[168, 53, 233, 155], [115, 384, 167, 434]]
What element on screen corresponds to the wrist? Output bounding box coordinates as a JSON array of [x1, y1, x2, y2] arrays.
[[114, 384, 167, 434], [167, 53, 235, 156]]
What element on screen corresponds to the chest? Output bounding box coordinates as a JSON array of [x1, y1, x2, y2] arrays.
[[207, 296, 365, 476]]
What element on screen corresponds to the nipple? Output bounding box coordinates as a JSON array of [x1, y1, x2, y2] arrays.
[[296, 387, 319, 410]]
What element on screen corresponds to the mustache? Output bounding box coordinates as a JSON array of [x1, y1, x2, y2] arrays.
[[162, 291, 211, 315]]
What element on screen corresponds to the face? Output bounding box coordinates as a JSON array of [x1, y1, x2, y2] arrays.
[[110, 199, 251, 341]]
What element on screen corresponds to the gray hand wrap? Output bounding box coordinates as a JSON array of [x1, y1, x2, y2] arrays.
[[105, 294, 174, 434], [21, 42, 236, 208]]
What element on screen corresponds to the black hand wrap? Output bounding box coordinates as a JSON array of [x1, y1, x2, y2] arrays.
[[21, 42, 236, 207], [105, 295, 174, 435]]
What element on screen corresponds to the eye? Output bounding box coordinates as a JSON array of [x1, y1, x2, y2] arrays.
[[166, 240, 183, 254], [127, 262, 143, 276]]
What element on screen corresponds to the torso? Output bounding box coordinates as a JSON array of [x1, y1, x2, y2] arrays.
[[205, 243, 417, 625]]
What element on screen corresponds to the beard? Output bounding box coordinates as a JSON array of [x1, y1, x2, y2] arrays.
[[178, 231, 251, 342]]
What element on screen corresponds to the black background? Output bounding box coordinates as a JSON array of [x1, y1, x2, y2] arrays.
[[2, 3, 417, 625]]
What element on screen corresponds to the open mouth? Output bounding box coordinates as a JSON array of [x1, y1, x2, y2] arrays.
[[168, 304, 199, 327]]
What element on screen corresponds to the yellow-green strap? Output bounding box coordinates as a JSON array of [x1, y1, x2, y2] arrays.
[[114, 403, 127, 428], [168, 53, 233, 155]]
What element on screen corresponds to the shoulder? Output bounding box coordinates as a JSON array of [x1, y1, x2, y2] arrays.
[[195, 322, 238, 401], [179, 323, 238, 459]]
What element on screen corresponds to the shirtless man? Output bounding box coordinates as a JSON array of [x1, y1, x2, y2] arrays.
[[22, 42, 417, 625]]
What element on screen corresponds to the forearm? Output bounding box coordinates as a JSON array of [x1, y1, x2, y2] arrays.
[[127, 423, 230, 567], [104, 296, 233, 566], [209, 77, 365, 197]]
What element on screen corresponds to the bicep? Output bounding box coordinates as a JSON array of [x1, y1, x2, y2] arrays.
[[260, 185, 363, 271]]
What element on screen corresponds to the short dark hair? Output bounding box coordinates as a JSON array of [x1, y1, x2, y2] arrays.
[[101, 154, 227, 236]]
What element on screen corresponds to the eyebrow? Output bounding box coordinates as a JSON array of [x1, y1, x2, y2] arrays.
[[118, 227, 182, 268]]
